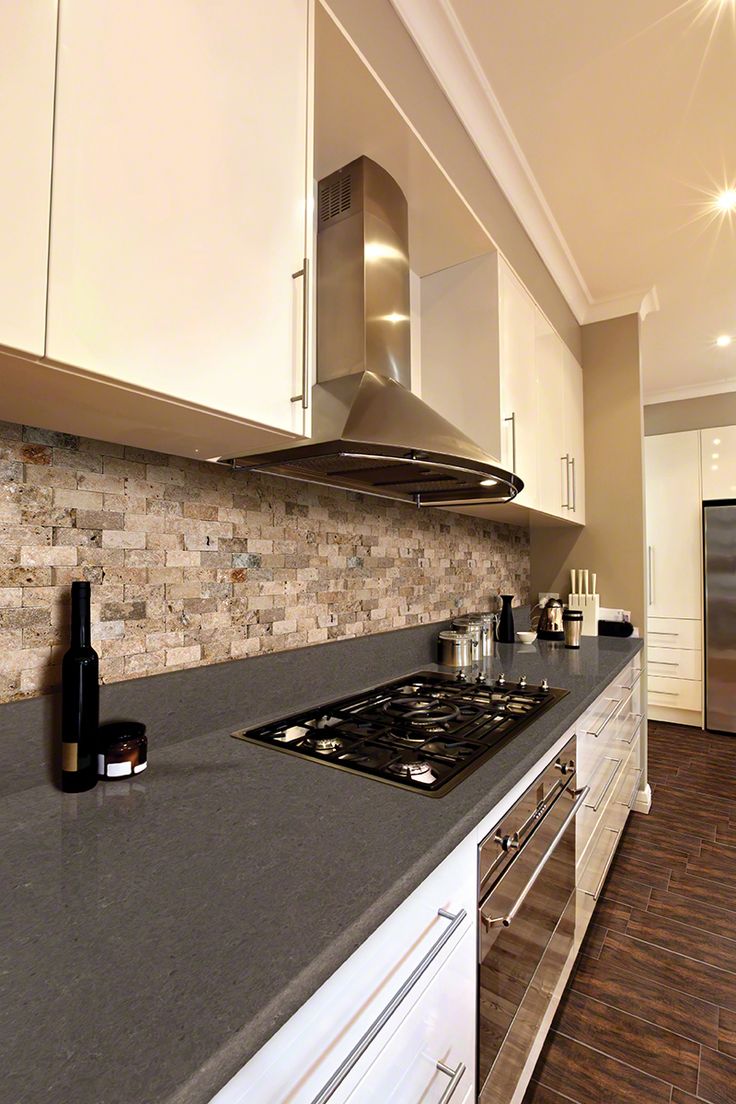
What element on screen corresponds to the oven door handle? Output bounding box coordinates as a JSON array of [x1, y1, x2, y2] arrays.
[[480, 785, 590, 930]]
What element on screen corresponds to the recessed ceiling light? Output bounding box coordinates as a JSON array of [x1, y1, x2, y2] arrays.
[[713, 452, 720, 459], [480, 478, 498, 487], [715, 188, 736, 213], [716, 334, 733, 347], [712, 464, 720, 471], [714, 437, 722, 445]]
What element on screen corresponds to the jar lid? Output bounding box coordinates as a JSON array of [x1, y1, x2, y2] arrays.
[[453, 612, 495, 626], [98, 721, 146, 747], [438, 630, 468, 642], [563, 609, 584, 621]]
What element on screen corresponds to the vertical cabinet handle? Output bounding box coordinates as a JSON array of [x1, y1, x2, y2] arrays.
[[561, 454, 570, 509], [647, 545, 654, 606], [504, 412, 517, 472], [291, 258, 309, 410], [436, 1059, 466, 1103], [570, 456, 576, 512]]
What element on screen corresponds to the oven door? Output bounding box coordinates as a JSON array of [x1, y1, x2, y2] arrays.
[[477, 780, 588, 1104]]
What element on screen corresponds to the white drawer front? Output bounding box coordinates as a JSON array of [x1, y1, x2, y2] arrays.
[[348, 927, 475, 1103], [647, 618, 702, 650], [648, 674, 702, 711], [648, 647, 701, 681], [218, 835, 475, 1103]]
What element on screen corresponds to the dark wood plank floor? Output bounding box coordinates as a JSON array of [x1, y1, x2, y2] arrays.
[[524, 720, 736, 1104]]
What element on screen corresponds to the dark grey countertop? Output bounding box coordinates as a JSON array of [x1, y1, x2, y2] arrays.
[[1, 635, 642, 1104]]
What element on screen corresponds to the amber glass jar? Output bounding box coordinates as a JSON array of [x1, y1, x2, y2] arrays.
[[97, 721, 147, 779]]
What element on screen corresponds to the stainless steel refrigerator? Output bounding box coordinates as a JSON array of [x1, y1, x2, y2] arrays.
[[704, 502, 736, 734]]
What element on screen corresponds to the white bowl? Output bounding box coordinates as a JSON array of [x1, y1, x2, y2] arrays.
[[517, 631, 537, 644]]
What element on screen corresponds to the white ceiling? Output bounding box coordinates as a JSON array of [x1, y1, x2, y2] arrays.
[[395, 0, 736, 402]]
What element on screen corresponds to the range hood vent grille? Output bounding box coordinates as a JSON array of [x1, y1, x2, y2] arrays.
[[319, 170, 353, 224]]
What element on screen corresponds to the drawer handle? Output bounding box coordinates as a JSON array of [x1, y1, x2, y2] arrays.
[[618, 713, 642, 745], [624, 768, 643, 810], [437, 1059, 466, 1103], [649, 631, 679, 637], [481, 786, 590, 929], [618, 667, 642, 691], [587, 758, 622, 812], [650, 689, 678, 697], [650, 660, 677, 667], [582, 827, 621, 900], [310, 907, 467, 1103], [586, 697, 622, 738]]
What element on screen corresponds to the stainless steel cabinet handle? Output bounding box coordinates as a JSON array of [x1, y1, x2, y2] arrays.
[[311, 906, 467, 1103], [624, 768, 643, 809], [647, 546, 654, 606], [618, 667, 642, 690], [436, 1059, 466, 1103], [561, 454, 570, 509], [650, 659, 677, 667], [505, 411, 517, 472], [586, 827, 621, 900], [650, 689, 678, 697], [290, 258, 309, 409], [587, 757, 622, 812], [586, 697, 622, 738], [649, 631, 679, 637], [618, 713, 642, 745], [570, 456, 576, 512], [481, 785, 590, 929]]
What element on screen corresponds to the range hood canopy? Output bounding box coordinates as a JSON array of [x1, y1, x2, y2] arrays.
[[224, 157, 522, 508]]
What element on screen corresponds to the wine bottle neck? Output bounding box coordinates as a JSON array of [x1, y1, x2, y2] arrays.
[[71, 588, 91, 648]]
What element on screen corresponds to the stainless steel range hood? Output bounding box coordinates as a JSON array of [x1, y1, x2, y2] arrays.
[[225, 157, 522, 507]]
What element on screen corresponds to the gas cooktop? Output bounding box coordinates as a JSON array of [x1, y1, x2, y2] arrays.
[[231, 671, 568, 797]]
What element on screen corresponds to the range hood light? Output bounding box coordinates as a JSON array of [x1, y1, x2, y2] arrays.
[[364, 241, 405, 262], [480, 478, 498, 487]]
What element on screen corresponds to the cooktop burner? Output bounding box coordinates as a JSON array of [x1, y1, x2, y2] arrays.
[[232, 671, 568, 797]]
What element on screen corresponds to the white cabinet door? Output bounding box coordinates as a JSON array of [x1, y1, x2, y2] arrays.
[[645, 431, 702, 619], [701, 425, 736, 500], [347, 927, 475, 1104], [563, 345, 585, 523], [499, 261, 537, 505], [535, 312, 565, 517], [0, 0, 57, 355], [47, 0, 311, 436]]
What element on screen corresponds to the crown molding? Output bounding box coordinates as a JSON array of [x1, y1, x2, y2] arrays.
[[389, 0, 658, 327], [644, 376, 736, 406]]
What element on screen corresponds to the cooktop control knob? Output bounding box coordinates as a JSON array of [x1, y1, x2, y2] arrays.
[[519, 674, 527, 688], [541, 678, 549, 692], [455, 670, 467, 683], [497, 673, 506, 685], [475, 671, 487, 684]]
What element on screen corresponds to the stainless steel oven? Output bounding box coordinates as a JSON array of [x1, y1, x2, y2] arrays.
[[477, 737, 587, 1103]]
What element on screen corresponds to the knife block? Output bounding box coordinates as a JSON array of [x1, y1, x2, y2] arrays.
[[568, 593, 599, 636]]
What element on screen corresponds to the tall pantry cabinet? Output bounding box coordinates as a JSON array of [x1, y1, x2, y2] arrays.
[[645, 431, 703, 724]]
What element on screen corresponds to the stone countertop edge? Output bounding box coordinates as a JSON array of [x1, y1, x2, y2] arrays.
[[1, 634, 642, 1104]]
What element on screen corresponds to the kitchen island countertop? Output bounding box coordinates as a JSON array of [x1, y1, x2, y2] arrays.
[[1, 635, 643, 1104]]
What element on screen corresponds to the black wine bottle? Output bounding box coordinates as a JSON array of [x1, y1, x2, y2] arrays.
[[61, 581, 99, 792]]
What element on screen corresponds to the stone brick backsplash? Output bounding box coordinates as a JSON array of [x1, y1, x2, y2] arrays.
[[0, 420, 529, 702]]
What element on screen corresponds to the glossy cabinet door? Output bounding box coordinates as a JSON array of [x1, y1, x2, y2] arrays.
[[701, 425, 736, 500], [645, 431, 702, 619], [498, 260, 537, 506], [0, 0, 57, 355], [534, 311, 565, 517], [563, 345, 585, 523], [47, 0, 311, 436]]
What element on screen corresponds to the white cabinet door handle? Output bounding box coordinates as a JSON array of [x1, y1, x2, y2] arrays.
[[290, 258, 309, 409], [561, 454, 570, 510], [570, 456, 576, 512], [505, 412, 517, 472]]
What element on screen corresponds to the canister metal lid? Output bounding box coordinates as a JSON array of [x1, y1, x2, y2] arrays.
[[563, 609, 583, 620]]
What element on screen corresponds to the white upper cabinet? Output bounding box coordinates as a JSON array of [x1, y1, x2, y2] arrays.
[[46, 0, 312, 436], [645, 431, 702, 620], [0, 1, 57, 355], [701, 425, 736, 500], [498, 260, 537, 506], [562, 344, 585, 523]]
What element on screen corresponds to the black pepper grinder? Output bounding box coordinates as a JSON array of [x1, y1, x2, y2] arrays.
[[497, 594, 516, 644], [61, 581, 99, 792]]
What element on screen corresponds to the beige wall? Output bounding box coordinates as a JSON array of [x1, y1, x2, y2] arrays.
[[324, 0, 582, 362], [530, 314, 646, 630], [644, 391, 736, 436]]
